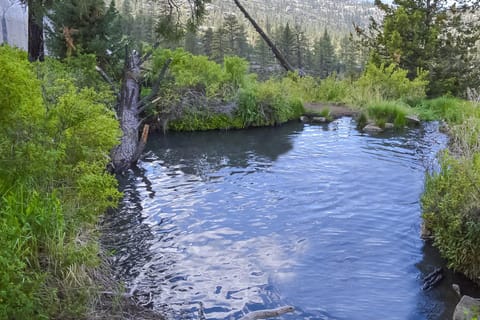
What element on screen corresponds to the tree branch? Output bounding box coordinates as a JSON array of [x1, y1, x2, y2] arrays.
[[138, 58, 172, 114], [95, 65, 117, 93]]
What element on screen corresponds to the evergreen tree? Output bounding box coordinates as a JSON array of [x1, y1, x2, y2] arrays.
[[211, 27, 226, 64], [292, 24, 309, 70], [252, 34, 275, 77], [201, 27, 214, 58], [338, 35, 359, 79], [184, 29, 199, 54], [222, 14, 250, 58], [46, 0, 121, 66], [276, 23, 296, 66], [314, 28, 336, 78], [359, 0, 480, 96]]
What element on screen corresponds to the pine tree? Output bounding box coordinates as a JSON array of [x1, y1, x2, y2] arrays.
[[46, 0, 120, 66], [222, 14, 250, 58], [314, 28, 337, 78], [359, 0, 480, 96], [292, 24, 309, 70], [184, 29, 199, 54], [201, 27, 214, 58], [276, 23, 296, 66], [338, 35, 358, 79], [211, 27, 226, 64]]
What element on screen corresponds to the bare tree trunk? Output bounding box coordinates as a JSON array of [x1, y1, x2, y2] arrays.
[[110, 50, 145, 173], [233, 0, 294, 73], [109, 50, 171, 173], [27, 1, 44, 62], [1, 10, 8, 44]]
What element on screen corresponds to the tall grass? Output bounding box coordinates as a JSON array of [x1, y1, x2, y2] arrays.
[[367, 101, 412, 128]]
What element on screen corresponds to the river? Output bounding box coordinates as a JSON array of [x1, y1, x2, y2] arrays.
[[102, 117, 479, 320]]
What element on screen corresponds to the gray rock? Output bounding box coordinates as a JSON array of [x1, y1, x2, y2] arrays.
[[406, 115, 421, 126], [363, 124, 383, 133], [300, 116, 308, 122], [384, 123, 395, 129], [453, 295, 480, 320], [312, 116, 327, 123], [452, 284, 461, 297]]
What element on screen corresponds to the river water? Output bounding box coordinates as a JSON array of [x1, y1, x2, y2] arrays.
[[103, 118, 478, 320]]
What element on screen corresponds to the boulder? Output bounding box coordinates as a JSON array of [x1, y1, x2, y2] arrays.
[[453, 295, 480, 320], [384, 123, 395, 130], [300, 116, 308, 122], [312, 116, 327, 123], [406, 115, 421, 126], [363, 124, 383, 133]]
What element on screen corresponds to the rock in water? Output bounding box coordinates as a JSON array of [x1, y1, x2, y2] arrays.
[[363, 124, 383, 133], [453, 295, 480, 320], [239, 306, 295, 320]]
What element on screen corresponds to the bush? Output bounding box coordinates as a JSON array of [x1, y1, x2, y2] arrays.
[[236, 80, 304, 127], [0, 45, 120, 318], [355, 63, 428, 101], [422, 152, 480, 279], [317, 74, 349, 102]]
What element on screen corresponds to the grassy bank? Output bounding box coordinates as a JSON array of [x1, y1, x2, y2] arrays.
[[0, 46, 121, 319]]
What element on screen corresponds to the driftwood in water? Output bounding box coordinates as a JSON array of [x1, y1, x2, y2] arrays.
[[239, 306, 295, 320], [233, 0, 295, 73], [422, 267, 443, 291]]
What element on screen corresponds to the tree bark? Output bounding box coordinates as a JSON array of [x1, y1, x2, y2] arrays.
[[233, 0, 294, 73], [27, 2, 44, 62], [110, 50, 144, 173]]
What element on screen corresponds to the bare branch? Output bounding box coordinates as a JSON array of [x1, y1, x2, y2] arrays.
[[95, 65, 117, 93], [138, 58, 173, 114]]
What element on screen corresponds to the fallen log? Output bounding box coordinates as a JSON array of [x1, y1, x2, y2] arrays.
[[239, 306, 295, 320]]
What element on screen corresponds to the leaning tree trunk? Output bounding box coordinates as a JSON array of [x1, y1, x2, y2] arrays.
[[233, 0, 294, 73], [109, 50, 171, 173], [111, 50, 146, 173]]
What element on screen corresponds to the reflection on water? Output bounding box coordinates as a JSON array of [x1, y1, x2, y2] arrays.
[[103, 118, 478, 320]]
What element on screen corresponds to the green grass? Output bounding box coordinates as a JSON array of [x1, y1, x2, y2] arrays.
[[367, 101, 412, 128]]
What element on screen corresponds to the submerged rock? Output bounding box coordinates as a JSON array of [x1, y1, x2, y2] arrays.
[[363, 124, 383, 133], [453, 295, 480, 320], [384, 123, 395, 130], [312, 116, 327, 123]]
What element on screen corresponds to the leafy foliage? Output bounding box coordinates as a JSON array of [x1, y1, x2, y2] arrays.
[[422, 152, 480, 279], [356, 63, 428, 101], [0, 45, 120, 319], [359, 0, 480, 97]]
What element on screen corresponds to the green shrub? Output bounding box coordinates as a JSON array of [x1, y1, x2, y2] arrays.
[[152, 48, 229, 97], [224, 55, 248, 90], [237, 87, 261, 126], [422, 152, 480, 279], [355, 63, 428, 101], [317, 74, 349, 102], [0, 45, 120, 319]]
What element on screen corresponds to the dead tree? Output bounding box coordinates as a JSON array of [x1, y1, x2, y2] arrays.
[[233, 0, 295, 73], [103, 49, 171, 173]]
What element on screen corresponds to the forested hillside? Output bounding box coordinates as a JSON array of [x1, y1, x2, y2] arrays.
[[206, 0, 379, 37]]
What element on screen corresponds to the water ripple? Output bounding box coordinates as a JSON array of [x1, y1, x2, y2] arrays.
[[102, 118, 470, 320]]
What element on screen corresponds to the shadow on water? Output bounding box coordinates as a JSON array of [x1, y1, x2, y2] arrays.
[[145, 122, 304, 176], [103, 119, 480, 320]]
